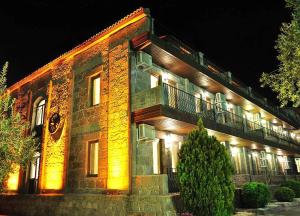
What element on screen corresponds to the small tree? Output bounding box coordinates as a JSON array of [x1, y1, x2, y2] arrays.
[[260, 0, 300, 107], [0, 62, 37, 191], [177, 119, 235, 216]]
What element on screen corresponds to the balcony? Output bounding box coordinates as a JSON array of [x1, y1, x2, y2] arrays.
[[132, 33, 300, 129], [133, 83, 300, 153]]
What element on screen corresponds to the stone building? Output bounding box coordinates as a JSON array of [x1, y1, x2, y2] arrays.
[[1, 7, 300, 216]]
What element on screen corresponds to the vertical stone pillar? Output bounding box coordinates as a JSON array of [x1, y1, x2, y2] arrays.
[[107, 42, 130, 190]]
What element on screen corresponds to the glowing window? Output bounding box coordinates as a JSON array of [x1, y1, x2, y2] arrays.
[[35, 99, 45, 126], [88, 141, 99, 176], [92, 76, 100, 106], [150, 75, 158, 88]]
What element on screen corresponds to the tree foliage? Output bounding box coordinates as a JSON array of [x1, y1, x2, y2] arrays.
[[177, 119, 235, 216], [0, 62, 37, 190], [260, 0, 300, 107]]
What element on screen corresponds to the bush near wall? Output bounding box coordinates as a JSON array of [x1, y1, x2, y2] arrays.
[[274, 187, 295, 202], [281, 180, 300, 197], [241, 182, 271, 208]]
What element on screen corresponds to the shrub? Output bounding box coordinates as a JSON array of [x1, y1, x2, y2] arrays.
[[281, 180, 300, 197], [241, 182, 271, 208], [177, 119, 235, 216], [274, 187, 295, 202]]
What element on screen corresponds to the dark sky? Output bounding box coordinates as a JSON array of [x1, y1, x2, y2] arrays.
[[0, 1, 292, 105]]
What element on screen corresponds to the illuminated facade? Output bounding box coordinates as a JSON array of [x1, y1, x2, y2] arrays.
[[2, 7, 300, 215]]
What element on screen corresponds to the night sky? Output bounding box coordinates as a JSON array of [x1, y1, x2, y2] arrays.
[[0, 1, 292, 105]]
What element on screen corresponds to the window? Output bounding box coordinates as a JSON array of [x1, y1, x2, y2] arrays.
[[91, 76, 100, 106], [88, 141, 99, 176], [29, 153, 40, 180], [195, 93, 201, 113], [35, 99, 45, 126], [295, 158, 300, 173], [150, 75, 158, 88]]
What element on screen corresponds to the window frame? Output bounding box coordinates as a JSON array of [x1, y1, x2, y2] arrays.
[[90, 75, 101, 106], [35, 99, 46, 126], [87, 140, 99, 177]]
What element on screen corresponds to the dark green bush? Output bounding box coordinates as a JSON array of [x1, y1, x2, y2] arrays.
[[241, 182, 271, 208], [177, 119, 235, 216], [274, 187, 295, 202], [281, 180, 300, 197]]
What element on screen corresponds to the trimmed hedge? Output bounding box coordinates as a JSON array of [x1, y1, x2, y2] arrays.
[[281, 180, 300, 197], [241, 182, 271, 208], [274, 187, 295, 202]]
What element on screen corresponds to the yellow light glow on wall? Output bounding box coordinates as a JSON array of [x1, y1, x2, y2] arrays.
[[40, 79, 68, 191], [42, 127, 66, 190], [107, 43, 130, 191], [6, 165, 20, 191]]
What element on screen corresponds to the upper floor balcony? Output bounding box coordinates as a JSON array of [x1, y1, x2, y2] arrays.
[[133, 83, 300, 154], [132, 33, 300, 131]]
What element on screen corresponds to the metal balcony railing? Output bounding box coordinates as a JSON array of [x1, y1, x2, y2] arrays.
[[162, 83, 300, 148]]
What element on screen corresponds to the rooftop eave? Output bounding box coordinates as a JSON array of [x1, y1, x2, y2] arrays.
[[9, 7, 150, 92]]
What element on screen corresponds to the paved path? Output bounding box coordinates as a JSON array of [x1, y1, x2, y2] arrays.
[[235, 205, 300, 216]]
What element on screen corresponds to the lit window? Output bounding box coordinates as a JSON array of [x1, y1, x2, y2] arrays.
[[35, 100, 45, 126], [195, 93, 201, 113], [88, 141, 99, 176], [29, 153, 40, 180], [92, 76, 100, 105], [150, 75, 158, 88]]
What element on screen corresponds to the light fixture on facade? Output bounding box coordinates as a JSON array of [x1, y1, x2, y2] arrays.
[[252, 152, 258, 157], [251, 143, 257, 149], [266, 153, 272, 161], [202, 90, 209, 99], [265, 146, 271, 153], [230, 140, 238, 145], [291, 133, 296, 139], [162, 72, 170, 83], [231, 146, 239, 157], [227, 103, 233, 109]]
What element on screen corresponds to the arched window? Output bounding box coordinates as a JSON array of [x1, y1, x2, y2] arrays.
[[35, 99, 45, 126]]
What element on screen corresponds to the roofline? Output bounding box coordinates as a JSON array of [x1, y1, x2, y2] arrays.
[[9, 7, 150, 92]]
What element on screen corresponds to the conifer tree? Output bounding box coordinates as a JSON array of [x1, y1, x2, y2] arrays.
[[0, 62, 37, 190], [177, 119, 235, 216]]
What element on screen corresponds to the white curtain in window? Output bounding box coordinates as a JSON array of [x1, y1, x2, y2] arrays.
[[92, 77, 100, 105], [35, 100, 45, 126]]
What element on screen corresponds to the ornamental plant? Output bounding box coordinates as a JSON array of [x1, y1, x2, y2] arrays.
[[281, 180, 300, 197], [0, 62, 37, 191], [241, 182, 271, 208], [177, 119, 235, 216], [274, 186, 295, 202]]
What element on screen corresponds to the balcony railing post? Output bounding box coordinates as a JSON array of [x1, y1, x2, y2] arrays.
[[161, 83, 166, 105]]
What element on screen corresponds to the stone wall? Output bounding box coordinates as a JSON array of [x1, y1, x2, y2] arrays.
[[0, 193, 183, 216], [67, 14, 151, 192], [233, 174, 251, 187], [132, 175, 168, 195]]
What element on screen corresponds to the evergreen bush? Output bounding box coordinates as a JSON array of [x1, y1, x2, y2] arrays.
[[274, 187, 295, 202], [281, 180, 300, 197], [241, 182, 271, 208], [177, 119, 235, 216]]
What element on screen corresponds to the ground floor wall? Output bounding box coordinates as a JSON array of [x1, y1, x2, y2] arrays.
[[233, 174, 300, 187], [0, 193, 183, 216]]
